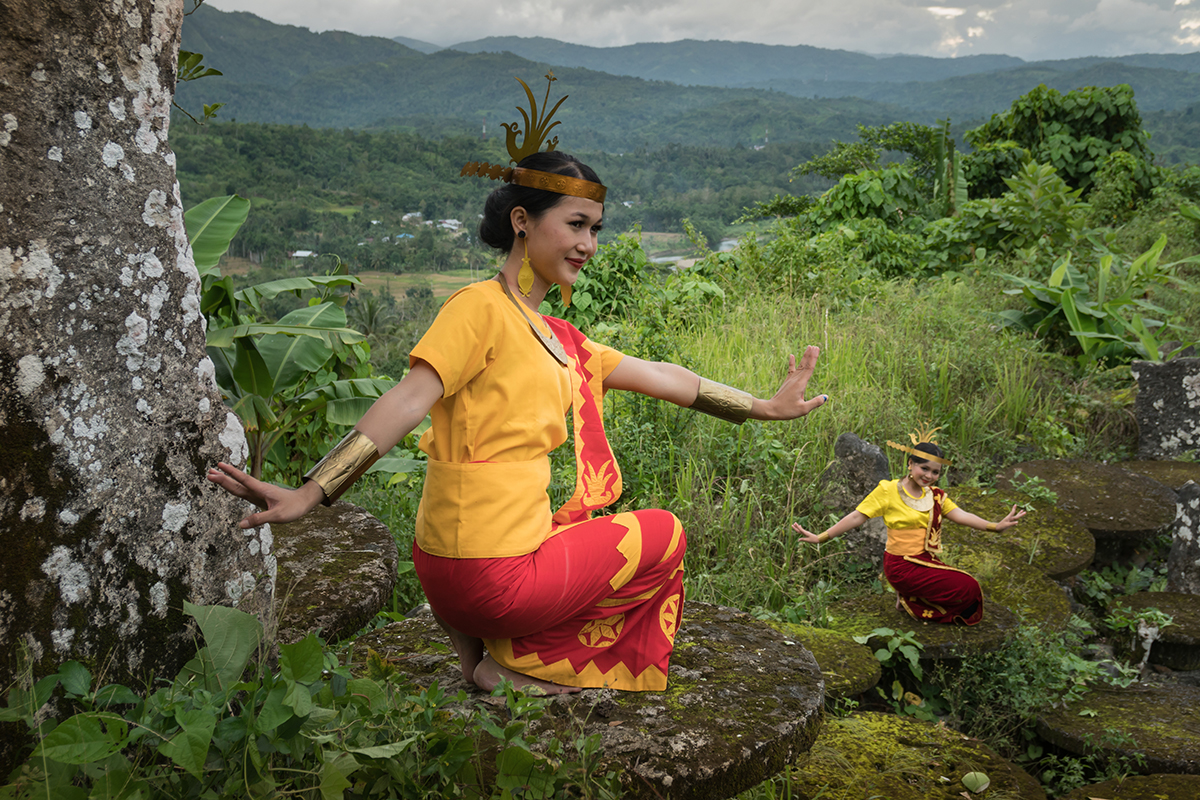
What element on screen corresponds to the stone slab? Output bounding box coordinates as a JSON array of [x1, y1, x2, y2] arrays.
[[950, 541, 1073, 630], [350, 602, 824, 800], [828, 592, 1021, 666], [1110, 591, 1200, 672], [786, 712, 1046, 800], [1036, 683, 1200, 775], [768, 622, 881, 700], [272, 500, 399, 645], [1060, 774, 1200, 800], [1120, 460, 1200, 491], [942, 486, 1095, 580], [998, 460, 1176, 542]]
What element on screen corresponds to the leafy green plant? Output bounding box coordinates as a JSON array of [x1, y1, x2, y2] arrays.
[[998, 234, 1197, 368], [0, 602, 619, 799], [1106, 604, 1174, 673], [853, 628, 939, 720], [1005, 469, 1059, 506], [186, 195, 402, 480], [808, 166, 926, 231], [964, 84, 1156, 198]]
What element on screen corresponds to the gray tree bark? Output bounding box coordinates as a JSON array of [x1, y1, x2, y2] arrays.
[[0, 0, 274, 715]]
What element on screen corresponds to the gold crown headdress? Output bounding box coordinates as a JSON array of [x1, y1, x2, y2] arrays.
[[887, 423, 952, 466], [460, 73, 606, 204]]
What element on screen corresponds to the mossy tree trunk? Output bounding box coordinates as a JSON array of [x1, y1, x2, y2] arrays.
[[0, 0, 275, 766]]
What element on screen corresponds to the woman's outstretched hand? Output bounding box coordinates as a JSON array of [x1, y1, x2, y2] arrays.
[[760, 346, 827, 421], [207, 462, 325, 529], [792, 521, 823, 544], [996, 505, 1027, 531]]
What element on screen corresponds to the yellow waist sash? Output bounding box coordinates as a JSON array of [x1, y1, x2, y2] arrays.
[[415, 458, 553, 558], [885, 528, 928, 557]]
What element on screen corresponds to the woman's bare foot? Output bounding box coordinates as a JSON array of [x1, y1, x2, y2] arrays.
[[473, 655, 581, 695], [430, 609, 484, 684]]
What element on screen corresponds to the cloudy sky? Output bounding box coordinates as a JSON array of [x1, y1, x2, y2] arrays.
[[206, 0, 1200, 61]]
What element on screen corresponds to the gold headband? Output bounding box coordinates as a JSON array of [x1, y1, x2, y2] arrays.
[[460, 73, 606, 203], [887, 423, 952, 466], [887, 441, 952, 467]]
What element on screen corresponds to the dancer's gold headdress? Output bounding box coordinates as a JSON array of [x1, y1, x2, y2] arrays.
[[887, 423, 952, 466], [459, 73, 606, 203]]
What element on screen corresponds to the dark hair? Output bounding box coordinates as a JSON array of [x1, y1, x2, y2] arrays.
[[477, 151, 603, 252], [908, 442, 943, 465]]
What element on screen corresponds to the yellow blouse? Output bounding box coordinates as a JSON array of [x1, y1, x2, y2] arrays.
[[409, 279, 624, 558], [856, 479, 959, 556]]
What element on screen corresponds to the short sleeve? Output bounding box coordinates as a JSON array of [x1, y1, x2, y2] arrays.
[[940, 492, 958, 515], [855, 480, 892, 519], [587, 339, 625, 383], [409, 286, 499, 397]]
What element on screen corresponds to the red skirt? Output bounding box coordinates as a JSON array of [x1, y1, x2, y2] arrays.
[[414, 508, 686, 691], [884, 552, 983, 625]]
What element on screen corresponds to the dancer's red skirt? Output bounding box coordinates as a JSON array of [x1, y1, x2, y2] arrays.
[[414, 508, 686, 690], [884, 552, 983, 625]]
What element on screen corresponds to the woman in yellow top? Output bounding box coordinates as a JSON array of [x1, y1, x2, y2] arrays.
[[793, 440, 1024, 624], [209, 149, 829, 694]]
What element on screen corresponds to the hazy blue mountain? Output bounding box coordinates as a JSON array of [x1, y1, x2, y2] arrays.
[[392, 36, 443, 54], [178, 7, 915, 148], [181, 4, 419, 89], [178, 5, 1199, 152], [447, 36, 1024, 86], [758, 62, 1200, 119]]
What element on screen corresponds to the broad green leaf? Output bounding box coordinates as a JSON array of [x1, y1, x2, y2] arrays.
[[181, 601, 263, 692], [205, 322, 364, 350], [157, 708, 216, 779], [319, 752, 359, 800], [255, 683, 293, 734], [283, 682, 314, 717], [92, 683, 142, 708], [232, 339, 275, 400], [32, 712, 128, 764], [58, 661, 91, 698], [280, 635, 325, 684], [257, 303, 350, 391], [368, 455, 427, 476], [185, 196, 250, 273], [351, 739, 420, 759], [962, 771, 991, 792]]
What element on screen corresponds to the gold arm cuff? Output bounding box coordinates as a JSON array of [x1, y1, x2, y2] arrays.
[[986, 522, 999, 531], [692, 378, 754, 425], [815, 531, 835, 543], [304, 430, 382, 506]]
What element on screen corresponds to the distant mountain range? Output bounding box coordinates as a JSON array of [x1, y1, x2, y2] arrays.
[[177, 5, 1200, 151]]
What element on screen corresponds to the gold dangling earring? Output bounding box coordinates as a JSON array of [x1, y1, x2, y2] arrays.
[[517, 231, 534, 297], [560, 283, 572, 308]]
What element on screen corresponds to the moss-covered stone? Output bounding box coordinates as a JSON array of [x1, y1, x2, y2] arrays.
[[1059, 773, 1200, 799], [942, 486, 1095, 580], [766, 621, 881, 700], [784, 711, 1046, 800], [949, 542, 1072, 630], [1108, 591, 1200, 671], [1118, 461, 1200, 492], [273, 501, 398, 645], [352, 602, 825, 800], [1036, 684, 1200, 775], [826, 592, 1020, 666], [998, 461, 1176, 543]]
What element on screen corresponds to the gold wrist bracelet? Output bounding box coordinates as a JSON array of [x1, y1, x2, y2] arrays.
[[691, 377, 754, 425], [304, 430, 382, 506], [986, 522, 998, 531], [816, 531, 834, 543]]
